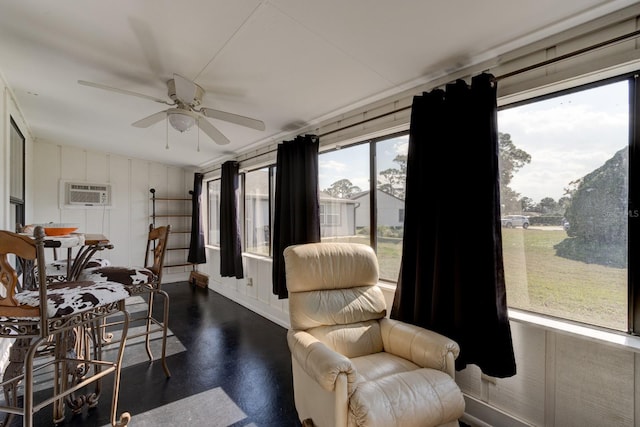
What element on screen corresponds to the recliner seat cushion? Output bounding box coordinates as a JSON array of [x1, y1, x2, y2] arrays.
[[351, 352, 420, 383], [348, 368, 465, 427], [308, 320, 384, 358]]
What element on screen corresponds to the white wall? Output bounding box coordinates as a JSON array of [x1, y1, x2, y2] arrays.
[[31, 140, 194, 284]]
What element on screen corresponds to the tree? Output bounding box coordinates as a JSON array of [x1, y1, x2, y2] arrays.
[[323, 179, 361, 198], [557, 196, 572, 213], [564, 147, 627, 243], [519, 196, 535, 212], [378, 154, 407, 199], [499, 132, 531, 213], [539, 197, 558, 214], [555, 147, 627, 267]]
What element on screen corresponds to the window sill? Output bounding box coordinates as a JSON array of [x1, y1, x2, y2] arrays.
[[242, 252, 272, 262], [204, 245, 273, 262], [508, 308, 640, 353]]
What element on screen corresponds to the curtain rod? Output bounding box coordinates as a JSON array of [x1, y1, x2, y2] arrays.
[[203, 27, 640, 175], [495, 28, 640, 81]]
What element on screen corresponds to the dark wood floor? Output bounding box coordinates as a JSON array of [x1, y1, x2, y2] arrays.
[[14, 281, 302, 426]]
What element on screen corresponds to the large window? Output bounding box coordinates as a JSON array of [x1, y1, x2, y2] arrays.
[[318, 133, 408, 282], [498, 76, 631, 331], [202, 71, 640, 334]]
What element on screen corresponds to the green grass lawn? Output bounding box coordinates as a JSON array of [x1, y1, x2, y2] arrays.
[[324, 228, 627, 331], [502, 227, 627, 331]]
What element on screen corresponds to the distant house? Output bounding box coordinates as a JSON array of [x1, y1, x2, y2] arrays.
[[319, 191, 358, 237], [350, 189, 405, 229]]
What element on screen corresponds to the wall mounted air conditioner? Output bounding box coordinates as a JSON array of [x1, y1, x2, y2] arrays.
[[60, 181, 113, 208]]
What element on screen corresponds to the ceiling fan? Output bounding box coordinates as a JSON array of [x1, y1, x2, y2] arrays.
[[78, 74, 265, 145]]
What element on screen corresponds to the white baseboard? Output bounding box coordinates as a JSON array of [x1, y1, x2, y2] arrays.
[[163, 271, 190, 284], [462, 394, 534, 427], [208, 283, 290, 329]]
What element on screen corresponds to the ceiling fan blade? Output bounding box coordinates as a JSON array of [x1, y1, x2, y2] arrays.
[[173, 73, 198, 105], [198, 118, 230, 145], [132, 111, 167, 128], [200, 107, 266, 131], [78, 80, 171, 105]]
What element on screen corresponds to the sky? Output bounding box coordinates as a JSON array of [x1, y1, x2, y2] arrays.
[[498, 79, 628, 202], [318, 135, 408, 193], [318, 78, 628, 203]]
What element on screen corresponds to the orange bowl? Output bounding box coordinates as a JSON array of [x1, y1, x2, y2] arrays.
[[44, 227, 78, 236], [40, 223, 79, 236]]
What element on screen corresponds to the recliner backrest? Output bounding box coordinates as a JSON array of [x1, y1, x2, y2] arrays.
[[284, 243, 387, 357], [285, 242, 379, 292]]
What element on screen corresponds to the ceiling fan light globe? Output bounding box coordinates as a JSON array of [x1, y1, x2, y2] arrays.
[[168, 112, 196, 132]]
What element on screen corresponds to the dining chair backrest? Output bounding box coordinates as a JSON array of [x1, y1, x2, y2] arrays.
[[0, 227, 47, 321], [143, 224, 170, 282]]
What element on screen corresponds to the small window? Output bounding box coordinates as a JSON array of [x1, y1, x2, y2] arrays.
[[207, 179, 221, 246], [319, 144, 369, 242], [10, 117, 25, 229], [244, 168, 270, 256]]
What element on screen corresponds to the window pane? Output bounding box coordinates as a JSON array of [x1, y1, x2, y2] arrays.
[[270, 166, 275, 257], [498, 79, 628, 331], [10, 118, 24, 202], [207, 179, 221, 246], [319, 144, 370, 246], [376, 135, 408, 282], [245, 168, 270, 255]]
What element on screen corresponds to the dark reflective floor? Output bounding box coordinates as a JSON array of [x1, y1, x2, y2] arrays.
[[14, 281, 302, 427]]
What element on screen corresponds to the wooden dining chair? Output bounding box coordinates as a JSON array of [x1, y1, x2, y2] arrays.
[[78, 224, 172, 377], [0, 226, 131, 427]]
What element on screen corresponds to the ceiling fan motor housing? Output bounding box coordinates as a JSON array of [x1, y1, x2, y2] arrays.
[[168, 78, 204, 107]]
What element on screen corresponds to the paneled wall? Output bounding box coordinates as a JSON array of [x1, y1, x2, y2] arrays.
[[32, 140, 193, 284]]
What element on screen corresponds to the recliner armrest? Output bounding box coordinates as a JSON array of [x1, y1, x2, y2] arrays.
[[287, 330, 358, 395], [379, 318, 460, 376]]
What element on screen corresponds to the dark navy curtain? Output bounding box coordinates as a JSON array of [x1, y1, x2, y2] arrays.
[[391, 73, 516, 378], [187, 172, 206, 264], [220, 161, 244, 279], [272, 135, 321, 299]]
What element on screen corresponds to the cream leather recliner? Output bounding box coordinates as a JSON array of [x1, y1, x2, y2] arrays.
[[284, 242, 465, 427]]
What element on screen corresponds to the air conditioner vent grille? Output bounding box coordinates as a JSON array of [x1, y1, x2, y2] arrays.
[[63, 181, 112, 206]]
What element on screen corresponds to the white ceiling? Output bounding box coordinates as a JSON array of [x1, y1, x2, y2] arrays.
[[1, 0, 636, 169]]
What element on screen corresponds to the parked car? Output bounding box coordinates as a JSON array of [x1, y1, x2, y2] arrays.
[[501, 215, 530, 229]]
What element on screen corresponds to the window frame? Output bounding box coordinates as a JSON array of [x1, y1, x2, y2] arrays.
[[242, 166, 272, 256], [9, 116, 25, 229], [498, 70, 640, 336], [317, 130, 409, 282], [206, 178, 221, 247]]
